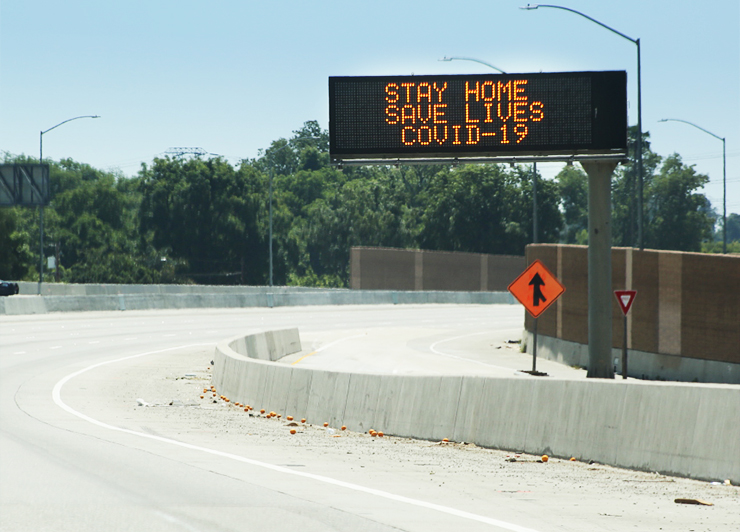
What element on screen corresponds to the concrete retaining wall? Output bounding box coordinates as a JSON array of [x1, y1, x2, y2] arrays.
[[526, 331, 740, 385], [213, 329, 740, 485], [0, 287, 515, 315]]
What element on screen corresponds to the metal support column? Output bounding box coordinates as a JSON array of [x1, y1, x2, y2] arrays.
[[581, 160, 617, 378]]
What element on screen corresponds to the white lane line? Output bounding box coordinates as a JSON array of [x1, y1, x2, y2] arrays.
[[291, 333, 367, 365], [50, 346, 62, 350], [52, 344, 542, 532], [154, 510, 206, 532], [429, 332, 515, 372]]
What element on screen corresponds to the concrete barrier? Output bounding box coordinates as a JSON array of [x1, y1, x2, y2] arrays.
[[213, 328, 740, 484], [15, 281, 327, 297], [1, 284, 515, 315], [0, 296, 47, 315]]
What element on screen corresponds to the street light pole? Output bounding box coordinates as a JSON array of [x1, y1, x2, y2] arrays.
[[269, 166, 274, 287], [521, 4, 643, 250], [38, 115, 100, 294], [659, 118, 727, 254]]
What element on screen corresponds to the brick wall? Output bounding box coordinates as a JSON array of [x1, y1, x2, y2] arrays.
[[350, 247, 525, 292], [526, 244, 740, 365]]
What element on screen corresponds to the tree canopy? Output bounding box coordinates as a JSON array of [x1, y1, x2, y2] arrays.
[[1, 121, 733, 285]]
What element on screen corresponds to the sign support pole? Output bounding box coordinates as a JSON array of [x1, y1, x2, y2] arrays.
[[622, 314, 628, 379], [508, 260, 564, 377], [532, 318, 538, 373], [614, 290, 636, 379]]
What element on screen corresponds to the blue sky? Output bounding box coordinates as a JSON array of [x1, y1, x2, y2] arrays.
[[1, 0, 738, 215]]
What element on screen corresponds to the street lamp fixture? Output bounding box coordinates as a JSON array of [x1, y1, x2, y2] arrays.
[[37, 114, 100, 293], [659, 118, 727, 254], [438, 56, 507, 74], [520, 4, 644, 250]]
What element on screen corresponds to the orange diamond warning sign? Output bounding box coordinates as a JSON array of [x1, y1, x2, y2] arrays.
[[508, 260, 565, 318]]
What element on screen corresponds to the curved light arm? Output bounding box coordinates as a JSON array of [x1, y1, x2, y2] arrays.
[[439, 56, 506, 74], [658, 118, 724, 142], [658, 118, 727, 253], [41, 115, 100, 136], [40, 115, 100, 164], [521, 3, 645, 249], [519, 4, 636, 44]]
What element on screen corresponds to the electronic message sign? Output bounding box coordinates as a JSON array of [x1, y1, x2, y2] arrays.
[[329, 71, 626, 160]]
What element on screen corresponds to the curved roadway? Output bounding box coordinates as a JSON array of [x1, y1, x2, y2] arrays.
[[2, 305, 736, 531]]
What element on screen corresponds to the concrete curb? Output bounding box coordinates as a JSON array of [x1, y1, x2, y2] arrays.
[[213, 329, 740, 485]]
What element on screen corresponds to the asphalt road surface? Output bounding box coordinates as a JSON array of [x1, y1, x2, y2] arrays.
[[1, 305, 737, 531]]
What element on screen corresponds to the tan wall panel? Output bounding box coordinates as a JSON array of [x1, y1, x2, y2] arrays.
[[658, 252, 683, 356], [422, 251, 481, 292], [558, 245, 588, 346], [488, 255, 527, 291], [681, 253, 740, 363], [350, 248, 361, 289], [350, 247, 524, 293], [351, 247, 416, 291], [630, 250, 660, 354]]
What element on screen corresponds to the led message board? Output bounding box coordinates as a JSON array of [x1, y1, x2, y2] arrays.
[[329, 71, 626, 160]]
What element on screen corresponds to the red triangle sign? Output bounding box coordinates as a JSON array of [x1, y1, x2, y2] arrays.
[[614, 290, 637, 316]]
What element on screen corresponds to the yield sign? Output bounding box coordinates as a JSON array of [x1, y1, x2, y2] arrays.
[[508, 260, 565, 318], [614, 290, 637, 316]]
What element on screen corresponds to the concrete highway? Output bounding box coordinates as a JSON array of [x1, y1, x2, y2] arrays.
[[1, 305, 736, 531]]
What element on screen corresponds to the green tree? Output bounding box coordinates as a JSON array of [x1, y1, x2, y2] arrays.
[[612, 127, 662, 247], [283, 167, 417, 285], [644, 154, 714, 251], [514, 165, 562, 246], [726, 213, 740, 242], [0, 208, 33, 280], [417, 164, 560, 256], [557, 165, 588, 244], [1, 154, 164, 283], [138, 156, 267, 284]]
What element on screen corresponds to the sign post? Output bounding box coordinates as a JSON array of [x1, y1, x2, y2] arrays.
[[614, 290, 637, 379], [508, 260, 565, 376], [329, 71, 626, 379]]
